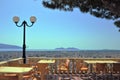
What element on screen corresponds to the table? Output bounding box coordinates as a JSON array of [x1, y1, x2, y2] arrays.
[[84, 60, 118, 64], [38, 59, 55, 63], [0, 66, 33, 80], [37, 59, 55, 80]]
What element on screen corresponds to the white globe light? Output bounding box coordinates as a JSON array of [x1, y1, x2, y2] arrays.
[[30, 16, 36, 23], [13, 16, 19, 23]]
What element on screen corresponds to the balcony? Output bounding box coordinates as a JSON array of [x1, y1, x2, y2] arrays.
[[0, 57, 120, 80]]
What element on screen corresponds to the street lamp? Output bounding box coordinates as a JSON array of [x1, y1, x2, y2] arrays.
[[13, 16, 36, 64]]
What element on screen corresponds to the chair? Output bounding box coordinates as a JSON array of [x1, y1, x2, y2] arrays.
[[3, 73, 18, 80], [23, 72, 34, 80], [0, 75, 9, 80]]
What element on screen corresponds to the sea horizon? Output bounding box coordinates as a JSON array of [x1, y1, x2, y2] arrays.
[[0, 49, 120, 51]]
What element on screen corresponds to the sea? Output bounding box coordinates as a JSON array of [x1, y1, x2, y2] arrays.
[[0, 49, 120, 61]]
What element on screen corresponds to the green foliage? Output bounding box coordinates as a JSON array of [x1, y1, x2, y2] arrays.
[[114, 20, 120, 28]]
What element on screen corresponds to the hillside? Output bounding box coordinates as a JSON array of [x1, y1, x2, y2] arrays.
[[0, 43, 21, 49], [55, 47, 80, 51]]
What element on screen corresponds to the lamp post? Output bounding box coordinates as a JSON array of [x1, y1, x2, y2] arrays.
[[13, 16, 36, 64]]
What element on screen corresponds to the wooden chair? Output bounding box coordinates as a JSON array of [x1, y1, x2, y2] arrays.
[[23, 72, 34, 80], [0, 75, 9, 80], [3, 73, 18, 80]]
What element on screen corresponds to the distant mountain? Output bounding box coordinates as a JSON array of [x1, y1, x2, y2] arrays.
[[0, 43, 22, 49], [55, 47, 80, 51]]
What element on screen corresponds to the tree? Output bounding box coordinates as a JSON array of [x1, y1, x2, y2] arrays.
[[42, 0, 120, 31]]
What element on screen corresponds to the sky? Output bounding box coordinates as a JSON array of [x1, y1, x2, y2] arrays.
[[0, 0, 120, 50]]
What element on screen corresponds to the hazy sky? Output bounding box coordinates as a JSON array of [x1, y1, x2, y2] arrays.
[[0, 0, 120, 50]]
